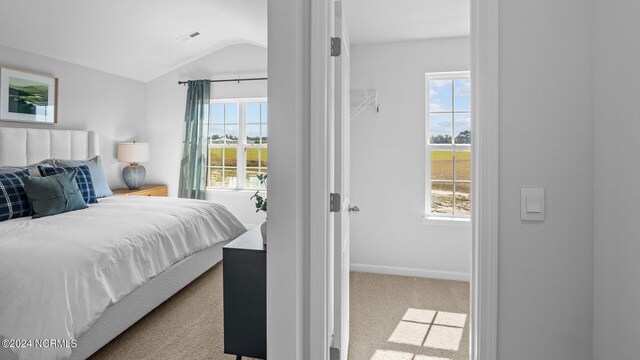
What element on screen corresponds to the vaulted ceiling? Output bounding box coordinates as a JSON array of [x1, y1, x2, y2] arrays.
[[0, 0, 468, 82], [0, 0, 267, 82]]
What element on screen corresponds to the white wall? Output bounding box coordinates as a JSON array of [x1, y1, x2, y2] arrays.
[[593, 1, 640, 359], [0, 45, 146, 189], [349, 37, 471, 280], [266, 0, 309, 356], [498, 0, 594, 359], [144, 44, 267, 226]]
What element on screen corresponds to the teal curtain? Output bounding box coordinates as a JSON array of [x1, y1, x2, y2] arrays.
[[178, 80, 210, 199]]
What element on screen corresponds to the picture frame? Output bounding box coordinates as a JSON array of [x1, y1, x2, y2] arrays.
[[0, 67, 58, 124]]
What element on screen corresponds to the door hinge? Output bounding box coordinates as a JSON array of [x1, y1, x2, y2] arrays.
[[330, 346, 340, 360], [331, 37, 342, 57], [330, 193, 341, 212]]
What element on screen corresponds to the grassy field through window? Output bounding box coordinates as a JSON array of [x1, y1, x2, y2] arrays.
[[208, 147, 267, 189], [431, 150, 470, 215]]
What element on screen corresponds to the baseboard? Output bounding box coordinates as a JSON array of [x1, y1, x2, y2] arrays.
[[350, 263, 470, 282]]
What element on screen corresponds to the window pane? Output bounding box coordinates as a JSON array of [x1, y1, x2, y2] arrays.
[[225, 125, 239, 144], [246, 168, 262, 189], [261, 102, 268, 124], [225, 103, 239, 124], [431, 181, 454, 215], [455, 182, 471, 215], [454, 113, 471, 144], [261, 123, 268, 144], [429, 80, 453, 112], [431, 150, 453, 181], [224, 168, 238, 188], [259, 148, 268, 168], [211, 104, 225, 124], [209, 147, 223, 166], [246, 148, 259, 167], [429, 113, 452, 144], [224, 148, 237, 167], [455, 150, 471, 181], [454, 79, 471, 112], [246, 102, 261, 124], [209, 167, 223, 188], [246, 124, 261, 144], [209, 124, 224, 144]]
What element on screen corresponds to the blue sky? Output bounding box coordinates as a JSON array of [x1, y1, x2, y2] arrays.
[[429, 79, 471, 140], [209, 102, 268, 141]]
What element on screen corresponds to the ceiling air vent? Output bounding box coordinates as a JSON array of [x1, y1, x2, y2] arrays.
[[177, 30, 201, 42]]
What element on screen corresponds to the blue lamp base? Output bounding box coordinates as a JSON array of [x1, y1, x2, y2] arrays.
[[123, 163, 146, 190]]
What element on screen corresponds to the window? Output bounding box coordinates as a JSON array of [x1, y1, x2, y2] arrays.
[[425, 72, 471, 218], [206, 98, 267, 190]]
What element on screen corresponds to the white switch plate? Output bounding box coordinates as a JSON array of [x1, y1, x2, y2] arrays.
[[521, 188, 544, 221]]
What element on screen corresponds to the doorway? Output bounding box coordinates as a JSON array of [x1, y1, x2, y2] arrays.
[[341, 1, 472, 359], [265, 0, 499, 358]]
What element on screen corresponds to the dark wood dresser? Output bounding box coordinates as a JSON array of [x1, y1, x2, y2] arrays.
[[223, 226, 266, 360]]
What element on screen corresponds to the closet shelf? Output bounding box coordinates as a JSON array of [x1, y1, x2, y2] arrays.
[[350, 89, 379, 119]]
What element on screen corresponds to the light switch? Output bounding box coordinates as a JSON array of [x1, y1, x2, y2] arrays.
[[526, 195, 541, 213], [521, 188, 544, 221]]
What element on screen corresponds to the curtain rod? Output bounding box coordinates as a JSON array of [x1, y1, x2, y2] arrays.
[[178, 77, 268, 85]]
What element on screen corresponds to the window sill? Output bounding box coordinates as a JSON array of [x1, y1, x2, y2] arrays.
[[423, 216, 471, 227], [206, 188, 266, 193]]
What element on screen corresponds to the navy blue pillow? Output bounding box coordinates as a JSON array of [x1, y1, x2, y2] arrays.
[[38, 165, 98, 204], [0, 170, 32, 221]]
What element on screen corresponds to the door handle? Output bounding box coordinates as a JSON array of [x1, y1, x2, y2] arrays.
[[348, 205, 360, 214]]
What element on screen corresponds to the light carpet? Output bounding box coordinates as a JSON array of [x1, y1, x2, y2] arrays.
[[89, 263, 256, 360], [349, 272, 470, 360], [89, 265, 468, 360]]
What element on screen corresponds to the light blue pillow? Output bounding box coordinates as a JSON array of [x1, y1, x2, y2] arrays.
[[53, 156, 113, 198]]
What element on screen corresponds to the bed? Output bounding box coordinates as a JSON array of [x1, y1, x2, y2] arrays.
[[0, 128, 246, 360]]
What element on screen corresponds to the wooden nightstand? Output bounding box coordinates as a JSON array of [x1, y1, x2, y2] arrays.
[[113, 185, 168, 197]]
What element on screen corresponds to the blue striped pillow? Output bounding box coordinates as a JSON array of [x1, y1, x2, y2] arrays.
[[0, 170, 32, 221], [38, 165, 98, 204]]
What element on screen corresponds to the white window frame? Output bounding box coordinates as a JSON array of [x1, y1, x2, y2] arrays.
[[425, 71, 471, 224], [207, 97, 268, 190]]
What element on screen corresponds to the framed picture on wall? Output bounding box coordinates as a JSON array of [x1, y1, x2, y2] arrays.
[[0, 67, 58, 124]]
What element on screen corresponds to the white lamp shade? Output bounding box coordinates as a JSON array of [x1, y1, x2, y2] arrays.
[[117, 142, 150, 163]]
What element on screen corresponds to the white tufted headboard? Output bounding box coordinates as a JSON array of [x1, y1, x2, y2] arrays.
[[0, 127, 99, 167]]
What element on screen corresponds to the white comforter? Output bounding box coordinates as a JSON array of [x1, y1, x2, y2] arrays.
[[0, 196, 246, 360]]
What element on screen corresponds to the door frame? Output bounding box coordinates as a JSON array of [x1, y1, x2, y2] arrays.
[[309, 0, 333, 359], [307, 1, 500, 360], [470, 0, 499, 358], [298, 0, 499, 360]]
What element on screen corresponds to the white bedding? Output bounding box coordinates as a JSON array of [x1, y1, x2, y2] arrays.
[[0, 196, 246, 360]]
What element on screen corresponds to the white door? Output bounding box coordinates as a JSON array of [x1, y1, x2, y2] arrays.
[[332, 2, 351, 359], [309, 0, 348, 358], [327, 0, 337, 351]]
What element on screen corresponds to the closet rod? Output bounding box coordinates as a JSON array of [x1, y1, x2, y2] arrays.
[[178, 77, 267, 85]]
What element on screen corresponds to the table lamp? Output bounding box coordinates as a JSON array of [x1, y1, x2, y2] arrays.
[[117, 141, 150, 190]]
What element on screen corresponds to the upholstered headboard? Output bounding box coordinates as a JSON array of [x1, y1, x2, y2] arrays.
[[0, 127, 99, 167]]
